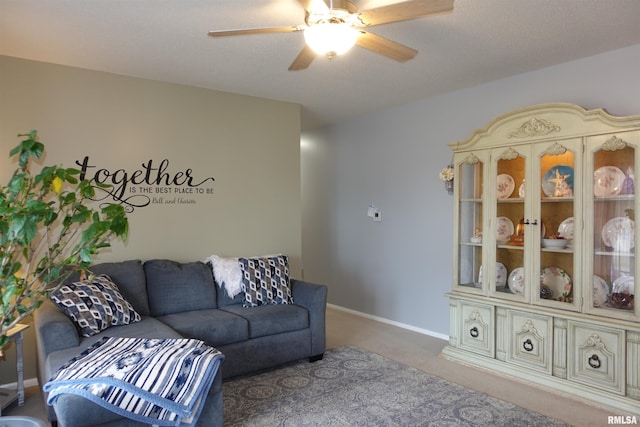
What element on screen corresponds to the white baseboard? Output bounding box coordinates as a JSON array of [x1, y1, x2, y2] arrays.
[[0, 377, 39, 390], [327, 303, 450, 341]]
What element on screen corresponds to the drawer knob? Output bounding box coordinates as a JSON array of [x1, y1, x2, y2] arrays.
[[469, 326, 479, 338], [588, 354, 601, 369], [523, 339, 534, 352]]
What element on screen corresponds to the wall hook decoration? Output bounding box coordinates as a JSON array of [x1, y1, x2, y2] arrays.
[[439, 164, 454, 195]]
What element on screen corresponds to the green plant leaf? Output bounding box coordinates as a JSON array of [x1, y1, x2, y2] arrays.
[[78, 247, 92, 263], [7, 173, 25, 194], [80, 182, 95, 198], [71, 209, 91, 223], [2, 283, 17, 306]]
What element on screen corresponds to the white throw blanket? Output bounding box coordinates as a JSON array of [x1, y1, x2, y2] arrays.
[[44, 337, 224, 426]]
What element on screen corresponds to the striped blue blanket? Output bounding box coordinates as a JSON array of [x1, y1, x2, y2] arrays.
[[44, 337, 224, 426]]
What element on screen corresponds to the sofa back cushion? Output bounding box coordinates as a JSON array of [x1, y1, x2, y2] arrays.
[[144, 260, 217, 316], [63, 260, 151, 317], [216, 286, 244, 308]]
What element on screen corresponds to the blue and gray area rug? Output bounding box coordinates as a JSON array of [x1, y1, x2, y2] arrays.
[[222, 345, 568, 426]]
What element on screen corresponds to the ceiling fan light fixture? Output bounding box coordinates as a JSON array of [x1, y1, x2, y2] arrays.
[[304, 22, 358, 58]]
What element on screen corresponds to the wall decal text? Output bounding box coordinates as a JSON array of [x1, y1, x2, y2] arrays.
[[76, 156, 216, 212]]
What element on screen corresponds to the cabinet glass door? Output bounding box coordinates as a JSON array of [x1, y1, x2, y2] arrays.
[[534, 140, 581, 311], [491, 147, 529, 302], [454, 153, 486, 294], [587, 132, 639, 321]]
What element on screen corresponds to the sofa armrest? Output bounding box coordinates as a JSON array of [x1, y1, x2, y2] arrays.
[[291, 279, 327, 357], [34, 299, 80, 356]]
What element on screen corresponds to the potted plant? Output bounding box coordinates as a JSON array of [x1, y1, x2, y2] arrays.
[[0, 130, 128, 350]]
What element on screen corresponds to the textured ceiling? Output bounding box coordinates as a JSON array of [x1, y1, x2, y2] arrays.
[[2, 0, 640, 130]]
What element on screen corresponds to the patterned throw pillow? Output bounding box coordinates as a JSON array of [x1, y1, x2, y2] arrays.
[[50, 275, 141, 337], [238, 255, 293, 307]]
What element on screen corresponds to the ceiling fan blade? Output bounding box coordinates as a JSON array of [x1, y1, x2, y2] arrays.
[[208, 26, 303, 38], [358, 0, 453, 27], [297, 0, 330, 13], [288, 45, 317, 71], [356, 31, 417, 62]]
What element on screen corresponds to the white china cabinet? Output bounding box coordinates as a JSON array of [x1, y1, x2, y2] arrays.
[[442, 104, 640, 415]]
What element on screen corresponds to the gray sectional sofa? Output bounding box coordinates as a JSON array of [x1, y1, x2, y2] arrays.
[[34, 258, 328, 427]]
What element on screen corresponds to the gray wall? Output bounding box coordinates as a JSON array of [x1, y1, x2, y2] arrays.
[[301, 43, 640, 337]]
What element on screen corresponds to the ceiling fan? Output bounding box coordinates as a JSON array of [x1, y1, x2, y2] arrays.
[[207, 0, 454, 71]]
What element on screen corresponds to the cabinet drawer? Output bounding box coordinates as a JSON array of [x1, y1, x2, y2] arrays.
[[459, 302, 494, 357], [568, 321, 625, 395], [506, 310, 553, 374]]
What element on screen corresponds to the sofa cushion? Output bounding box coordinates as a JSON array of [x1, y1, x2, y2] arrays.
[[86, 260, 151, 316], [217, 286, 244, 308], [219, 304, 308, 339], [156, 309, 249, 347], [238, 255, 293, 307], [50, 275, 141, 337], [42, 317, 184, 381], [62, 260, 150, 317], [144, 260, 217, 316]]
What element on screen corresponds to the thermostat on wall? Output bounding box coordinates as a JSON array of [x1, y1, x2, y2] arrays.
[[367, 205, 382, 222]]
